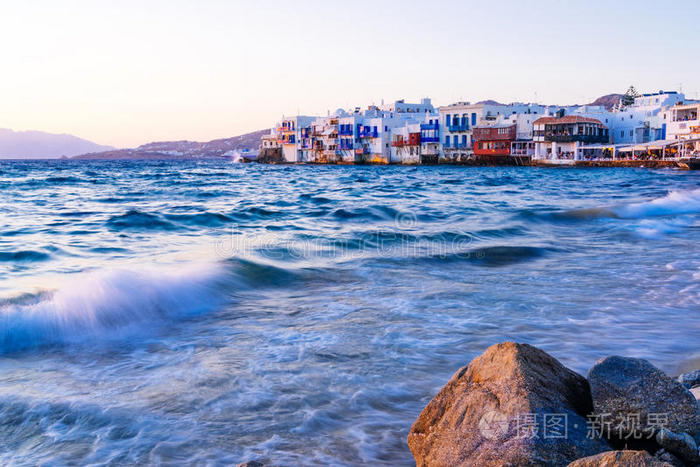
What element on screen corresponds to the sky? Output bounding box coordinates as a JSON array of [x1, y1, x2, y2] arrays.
[[1, 0, 699, 148]]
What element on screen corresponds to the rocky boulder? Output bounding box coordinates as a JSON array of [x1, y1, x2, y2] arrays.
[[679, 370, 700, 390], [587, 356, 700, 441], [655, 428, 700, 465], [407, 342, 610, 466], [567, 450, 672, 466]]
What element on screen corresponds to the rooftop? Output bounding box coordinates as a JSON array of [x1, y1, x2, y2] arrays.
[[533, 116, 604, 125]]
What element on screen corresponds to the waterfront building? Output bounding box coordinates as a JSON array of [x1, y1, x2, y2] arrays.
[[438, 102, 480, 163], [438, 103, 546, 162], [610, 91, 686, 144], [390, 122, 422, 164], [666, 101, 700, 157], [261, 129, 280, 149], [350, 99, 437, 164], [532, 115, 609, 163], [266, 90, 693, 164], [276, 116, 317, 163], [473, 123, 516, 157], [420, 116, 441, 164]]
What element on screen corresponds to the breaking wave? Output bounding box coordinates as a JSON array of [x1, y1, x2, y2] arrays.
[[0, 262, 226, 353], [545, 188, 700, 222], [613, 188, 700, 219]]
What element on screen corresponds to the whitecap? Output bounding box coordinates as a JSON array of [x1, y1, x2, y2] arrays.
[[0, 262, 226, 353]]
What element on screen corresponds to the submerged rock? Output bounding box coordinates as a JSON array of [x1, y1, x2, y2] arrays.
[[567, 450, 673, 466], [407, 342, 610, 466], [236, 461, 266, 467], [587, 356, 700, 441]]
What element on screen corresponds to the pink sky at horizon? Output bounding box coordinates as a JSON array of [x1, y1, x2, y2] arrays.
[[1, 0, 698, 148]]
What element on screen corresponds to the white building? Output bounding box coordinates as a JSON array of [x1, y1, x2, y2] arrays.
[[666, 102, 700, 157], [532, 115, 609, 162], [438, 102, 547, 161], [261, 129, 280, 149], [276, 116, 317, 163]]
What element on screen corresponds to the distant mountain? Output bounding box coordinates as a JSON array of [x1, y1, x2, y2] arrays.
[[73, 129, 270, 160], [588, 94, 623, 110], [475, 99, 505, 105], [0, 128, 114, 159]]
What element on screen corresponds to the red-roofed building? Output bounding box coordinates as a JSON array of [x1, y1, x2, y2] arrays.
[[472, 124, 516, 156], [533, 115, 609, 162]]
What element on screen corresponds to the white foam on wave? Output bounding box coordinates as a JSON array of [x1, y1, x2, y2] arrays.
[[0, 262, 226, 353], [614, 188, 700, 219]]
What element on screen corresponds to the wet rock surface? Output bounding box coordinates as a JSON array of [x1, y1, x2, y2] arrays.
[[407, 342, 610, 466], [679, 370, 700, 389], [567, 450, 673, 466], [655, 428, 700, 465], [655, 448, 685, 467], [587, 356, 700, 440]]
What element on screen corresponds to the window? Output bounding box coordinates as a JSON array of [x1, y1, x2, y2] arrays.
[[384, 126, 388, 132], [471, 113, 477, 126], [461, 135, 467, 145], [445, 114, 450, 125], [620, 131, 624, 138], [445, 135, 451, 146]]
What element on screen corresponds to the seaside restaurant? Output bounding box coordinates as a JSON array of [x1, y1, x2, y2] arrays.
[[577, 137, 700, 161]]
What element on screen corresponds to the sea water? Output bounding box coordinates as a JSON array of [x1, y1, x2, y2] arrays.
[[0, 160, 699, 465]]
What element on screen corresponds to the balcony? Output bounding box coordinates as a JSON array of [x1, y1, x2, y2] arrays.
[[359, 129, 379, 138], [421, 124, 439, 143], [546, 134, 609, 144], [339, 127, 354, 136], [447, 123, 469, 132], [339, 141, 354, 150], [444, 142, 468, 149], [391, 140, 406, 147], [279, 124, 295, 132], [473, 126, 516, 142]]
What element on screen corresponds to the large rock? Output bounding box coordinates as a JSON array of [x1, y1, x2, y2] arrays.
[[567, 450, 672, 466], [654, 449, 685, 467], [407, 342, 610, 466], [655, 428, 700, 465], [679, 370, 700, 389], [587, 357, 700, 441]]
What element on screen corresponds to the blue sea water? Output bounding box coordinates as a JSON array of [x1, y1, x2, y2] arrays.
[[1, 159, 699, 465]]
